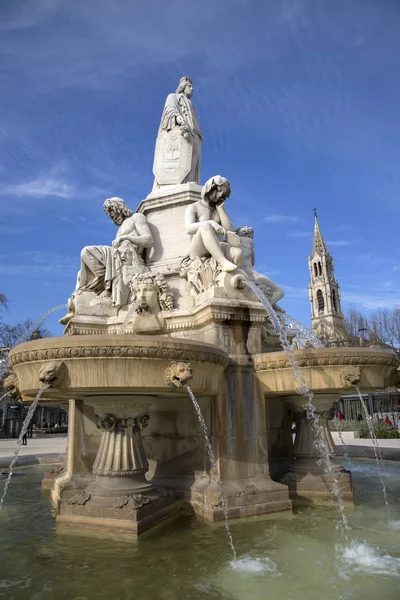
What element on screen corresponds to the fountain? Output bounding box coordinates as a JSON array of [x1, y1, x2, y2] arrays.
[[5, 77, 399, 542]]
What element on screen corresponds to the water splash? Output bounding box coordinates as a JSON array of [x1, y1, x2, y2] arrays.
[[184, 384, 237, 561], [0, 386, 45, 511], [230, 556, 279, 574], [283, 313, 324, 348], [0, 391, 10, 406], [337, 541, 400, 576], [355, 386, 390, 519], [246, 280, 350, 534]]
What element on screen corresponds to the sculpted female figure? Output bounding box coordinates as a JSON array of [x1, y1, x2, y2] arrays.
[[184, 176, 242, 272], [153, 77, 202, 188]]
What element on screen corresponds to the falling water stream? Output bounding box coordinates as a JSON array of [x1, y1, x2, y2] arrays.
[[184, 384, 237, 561], [355, 385, 390, 519], [0, 386, 45, 511], [282, 313, 324, 348], [245, 280, 350, 533]]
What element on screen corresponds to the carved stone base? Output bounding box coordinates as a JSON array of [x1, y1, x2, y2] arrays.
[[57, 486, 180, 535], [279, 459, 353, 503], [154, 476, 292, 522]]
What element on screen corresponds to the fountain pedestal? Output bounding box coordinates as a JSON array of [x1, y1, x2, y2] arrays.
[[280, 394, 352, 502], [57, 398, 179, 535]]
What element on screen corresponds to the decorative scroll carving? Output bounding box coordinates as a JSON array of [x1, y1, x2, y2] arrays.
[[10, 345, 228, 368], [113, 493, 151, 510], [255, 353, 398, 372], [67, 491, 91, 506]]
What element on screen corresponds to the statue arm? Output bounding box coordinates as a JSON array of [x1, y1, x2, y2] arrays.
[[117, 215, 153, 248], [159, 94, 182, 131], [216, 204, 235, 232], [184, 205, 222, 236]]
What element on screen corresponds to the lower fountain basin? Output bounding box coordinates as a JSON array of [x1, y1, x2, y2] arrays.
[[255, 347, 398, 396], [8, 335, 229, 401]]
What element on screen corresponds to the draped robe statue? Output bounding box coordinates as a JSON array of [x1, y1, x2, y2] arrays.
[[153, 77, 202, 188]]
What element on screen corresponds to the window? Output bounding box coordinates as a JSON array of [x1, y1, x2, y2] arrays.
[[317, 289, 324, 312], [318, 262, 322, 276], [314, 263, 318, 277], [332, 289, 337, 312]]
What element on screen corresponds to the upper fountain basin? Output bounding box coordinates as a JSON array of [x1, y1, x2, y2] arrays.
[[254, 347, 398, 396], [8, 335, 229, 401]]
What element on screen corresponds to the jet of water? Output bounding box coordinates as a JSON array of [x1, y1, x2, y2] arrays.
[[0, 385, 45, 511], [246, 279, 350, 534], [283, 313, 324, 348], [184, 384, 237, 561], [355, 386, 390, 519]]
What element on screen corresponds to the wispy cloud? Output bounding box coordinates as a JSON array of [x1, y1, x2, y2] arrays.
[[325, 239, 354, 247], [264, 214, 300, 224], [0, 252, 78, 279], [286, 230, 312, 239], [2, 170, 74, 199]]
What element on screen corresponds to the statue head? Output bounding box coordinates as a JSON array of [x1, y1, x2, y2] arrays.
[[176, 76, 193, 98], [236, 226, 254, 239], [103, 197, 133, 226], [118, 240, 135, 266], [201, 176, 231, 207], [130, 271, 174, 314]]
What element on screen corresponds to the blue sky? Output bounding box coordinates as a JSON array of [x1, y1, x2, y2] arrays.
[[1, 0, 399, 335]]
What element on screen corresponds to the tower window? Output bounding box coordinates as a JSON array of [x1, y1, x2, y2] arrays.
[[317, 289, 324, 313], [318, 262, 322, 276], [314, 263, 318, 277], [332, 289, 337, 312]]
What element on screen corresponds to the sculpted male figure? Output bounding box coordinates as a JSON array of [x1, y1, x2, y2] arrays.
[[59, 198, 153, 324], [78, 197, 153, 299], [236, 226, 284, 306], [153, 76, 202, 188], [185, 176, 242, 272]]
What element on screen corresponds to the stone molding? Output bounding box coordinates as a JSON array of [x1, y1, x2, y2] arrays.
[[9, 344, 229, 369], [254, 352, 398, 372]]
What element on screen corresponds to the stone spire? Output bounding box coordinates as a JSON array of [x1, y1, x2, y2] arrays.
[[308, 211, 347, 346], [312, 210, 328, 256]]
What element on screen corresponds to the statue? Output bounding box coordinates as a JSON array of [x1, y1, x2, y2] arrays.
[[235, 226, 284, 306], [153, 77, 202, 188], [184, 175, 242, 273], [125, 271, 174, 333], [60, 198, 153, 324]]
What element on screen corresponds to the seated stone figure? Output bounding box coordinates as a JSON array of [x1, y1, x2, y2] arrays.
[[184, 175, 242, 272], [236, 226, 284, 306], [60, 198, 153, 324]]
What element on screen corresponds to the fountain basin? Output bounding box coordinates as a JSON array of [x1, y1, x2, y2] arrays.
[[9, 335, 229, 401], [255, 347, 398, 396]]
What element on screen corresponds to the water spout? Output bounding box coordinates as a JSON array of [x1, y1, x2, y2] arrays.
[[355, 386, 390, 519], [0, 386, 45, 511], [184, 384, 237, 561], [246, 279, 350, 533]]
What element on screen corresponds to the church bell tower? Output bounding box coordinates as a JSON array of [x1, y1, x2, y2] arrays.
[[308, 211, 346, 345]]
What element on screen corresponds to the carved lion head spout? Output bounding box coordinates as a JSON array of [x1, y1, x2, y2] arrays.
[[39, 361, 67, 388], [165, 361, 193, 388], [3, 371, 21, 401], [340, 366, 361, 388]]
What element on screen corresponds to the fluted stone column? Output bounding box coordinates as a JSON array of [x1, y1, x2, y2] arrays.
[[85, 398, 155, 497]]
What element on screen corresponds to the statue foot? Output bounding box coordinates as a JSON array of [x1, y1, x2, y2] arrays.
[[220, 260, 237, 272], [59, 312, 74, 325]]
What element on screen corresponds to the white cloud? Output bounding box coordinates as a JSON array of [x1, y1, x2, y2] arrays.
[[286, 230, 312, 239], [264, 214, 300, 224], [3, 173, 74, 199], [325, 239, 353, 247]]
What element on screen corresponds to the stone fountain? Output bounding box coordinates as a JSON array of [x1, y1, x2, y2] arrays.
[[8, 76, 399, 535]]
